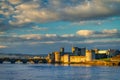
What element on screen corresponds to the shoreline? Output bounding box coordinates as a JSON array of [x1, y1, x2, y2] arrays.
[[50, 60, 120, 66]]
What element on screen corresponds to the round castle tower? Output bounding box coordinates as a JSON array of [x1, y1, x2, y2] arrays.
[[86, 50, 95, 61], [54, 51, 61, 63]]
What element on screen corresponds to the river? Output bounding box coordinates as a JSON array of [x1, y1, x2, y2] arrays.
[[0, 64, 120, 80]]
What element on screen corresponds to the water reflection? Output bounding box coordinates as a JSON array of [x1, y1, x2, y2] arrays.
[[0, 64, 120, 80], [54, 63, 92, 67]]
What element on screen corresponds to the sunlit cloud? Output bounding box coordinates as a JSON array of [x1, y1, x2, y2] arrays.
[[61, 34, 75, 37], [76, 30, 94, 36], [0, 1, 14, 17], [102, 29, 118, 34], [0, 0, 120, 54], [45, 34, 57, 37], [0, 45, 8, 48], [76, 29, 120, 37], [8, 0, 21, 4], [29, 41, 55, 45], [19, 34, 42, 40], [32, 26, 48, 30], [0, 29, 119, 44], [0, 32, 5, 34], [0, 0, 120, 25]]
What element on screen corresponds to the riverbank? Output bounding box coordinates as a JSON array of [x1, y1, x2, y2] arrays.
[[84, 61, 120, 66], [58, 60, 120, 66]]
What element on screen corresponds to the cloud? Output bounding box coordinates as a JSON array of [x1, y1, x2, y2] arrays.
[[1, 0, 120, 54], [61, 0, 120, 21], [2, 0, 119, 25], [29, 41, 55, 45], [15, 2, 40, 10], [71, 18, 112, 26], [18, 34, 57, 41], [32, 26, 48, 30], [19, 34, 42, 40], [9, 1, 59, 25], [84, 38, 120, 44], [0, 45, 8, 48], [0, 1, 14, 17], [0, 29, 119, 45], [45, 34, 57, 37], [0, 32, 5, 34], [0, 28, 120, 54], [76, 29, 120, 37], [8, 0, 21, 4], [61, 34, 75, 37], [102, 29, 118, 34], [76, 30, 94, 36]]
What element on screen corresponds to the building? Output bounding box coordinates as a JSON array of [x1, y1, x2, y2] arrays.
[[86, 50, 95, 61], [61, 54, 70, 63], [47, 47, 95, 63], [93, 48, 120, 59], [46, 52, 55, 63], [72, 47, 86, 56], [60, 47, 64, 54], [54, 51, 61, 63], [70, 56, 86, 63], [108, 49, 120, 58], [95, 49, 108, 59]]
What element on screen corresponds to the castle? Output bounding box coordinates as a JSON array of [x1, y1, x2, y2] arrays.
[[46, 47, 95, 63]]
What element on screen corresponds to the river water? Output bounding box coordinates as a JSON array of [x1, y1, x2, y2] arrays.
[[0, 64, 120, 80]]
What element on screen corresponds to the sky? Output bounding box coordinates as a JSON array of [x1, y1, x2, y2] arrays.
[[0, 0, 120, 54]]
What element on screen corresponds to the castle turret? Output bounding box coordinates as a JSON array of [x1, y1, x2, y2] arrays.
[[86, 50, 95, 61], [81, 47, 86, 56], [54, 51, 61, 63], [60, 47, 64, 55], [46, 53, 55, 63], [72, 47, 86, 56], [72, 47, 80, 55], [72, 47, 75, 53]]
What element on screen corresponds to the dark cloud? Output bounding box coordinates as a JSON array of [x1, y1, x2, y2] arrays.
[[1, 0, 120, 26]]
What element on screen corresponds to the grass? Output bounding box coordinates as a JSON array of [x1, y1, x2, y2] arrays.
[[97, 58, 111, 61]]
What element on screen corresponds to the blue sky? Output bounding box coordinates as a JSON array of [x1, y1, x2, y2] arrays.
[[0, 0, 120, 54]]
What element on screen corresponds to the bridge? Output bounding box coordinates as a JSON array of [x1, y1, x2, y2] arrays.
[[0, 58, 47, 64]]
